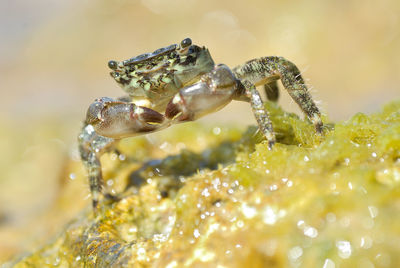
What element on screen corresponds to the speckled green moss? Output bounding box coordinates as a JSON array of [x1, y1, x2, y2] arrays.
[[9, 100, 400, 268]]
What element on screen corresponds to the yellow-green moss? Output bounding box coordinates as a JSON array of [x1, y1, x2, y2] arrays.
[[9, 100, 400, 267]]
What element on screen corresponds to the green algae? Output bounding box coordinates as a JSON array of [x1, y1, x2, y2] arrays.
[[8, 100, 400, 268]]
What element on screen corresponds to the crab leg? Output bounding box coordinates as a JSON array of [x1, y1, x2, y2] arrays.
[[79, 97, 168, 211], [78, 126, 114, 211], [242, 80, 276, 149], [165, 64, 238, 121], [233, 56, 323, 133]]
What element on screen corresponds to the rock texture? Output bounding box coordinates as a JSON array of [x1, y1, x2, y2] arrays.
[[10, 101, 400, 268]]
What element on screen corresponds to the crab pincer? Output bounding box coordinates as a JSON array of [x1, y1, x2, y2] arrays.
[[86, 97, 167, 138]]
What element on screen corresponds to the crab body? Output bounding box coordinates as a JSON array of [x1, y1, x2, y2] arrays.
[[79, 38, 323, 211], [108, 39, 215, 112]]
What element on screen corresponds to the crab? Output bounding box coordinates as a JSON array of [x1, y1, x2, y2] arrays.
[[78, 38, 323, 211]]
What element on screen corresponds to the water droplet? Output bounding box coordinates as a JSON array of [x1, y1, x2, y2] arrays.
[[360, 186, 368, 194], [376, 167, 400, 186], [336, 240, 352, 259], [201, 188, 210, 197], [288, 246, 303, 261], [69, 173, 76, 180], [212, 127, 221, 135], [322, 258, 335, 268], [303, 226, 318, 238], [53, 256, 60, 266], [269, 184, 278, 191], [375, 252, 391, 266], [193, 229, 200, 238], [263, 206, 286, 225], [241, 204, 257, 219], [165, 260, 178, 268], [360, 236, 373, 249], [160, 141, 172, 151], [368, 206, 379, 218], [348, 182, 353, 190], [297, 220, 305, 228]]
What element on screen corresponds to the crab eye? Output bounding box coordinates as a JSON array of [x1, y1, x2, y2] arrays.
[[108, 60, 118, 70], [181, 38, 192, 48], [187, 45, 200, 54]]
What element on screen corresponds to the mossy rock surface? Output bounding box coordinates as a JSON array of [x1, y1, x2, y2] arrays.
[[9, 101, 400, 268]]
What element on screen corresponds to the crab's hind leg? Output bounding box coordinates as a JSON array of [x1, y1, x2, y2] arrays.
[[233, 56, 323, 133], [242, 80, 276, 149]]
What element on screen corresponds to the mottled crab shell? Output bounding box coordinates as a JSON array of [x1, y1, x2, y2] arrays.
[[121, 44, 178, 66], [107, 39, 216, 110]]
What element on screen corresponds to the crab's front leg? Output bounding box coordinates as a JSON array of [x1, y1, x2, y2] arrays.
[[79, 97, 168, 211], [165, 64, 239, 122], [78, 125, 114, 212]]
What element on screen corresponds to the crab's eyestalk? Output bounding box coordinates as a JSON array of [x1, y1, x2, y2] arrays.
[[180, 38, 192, 48], [187, 45, 202, 55], [108, 60, 123, 84], [108, 60, 118, 70]]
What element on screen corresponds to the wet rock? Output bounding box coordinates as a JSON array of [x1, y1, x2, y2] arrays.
[[10, 101, 400, 267]]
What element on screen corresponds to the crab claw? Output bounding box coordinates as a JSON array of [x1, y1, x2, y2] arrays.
[[85, 97, 166, 139], [166, 64, 238, 122]]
